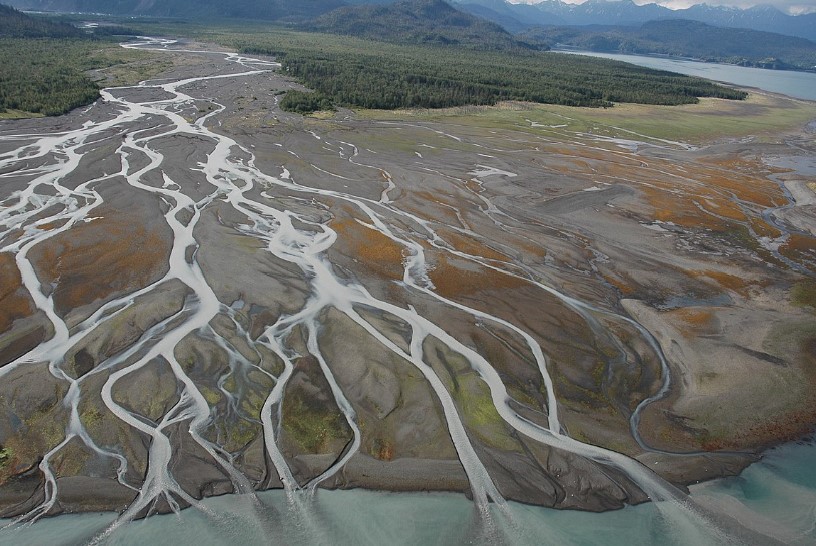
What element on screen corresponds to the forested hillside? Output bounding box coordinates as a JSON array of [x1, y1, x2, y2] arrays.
[[521, 20, 816, 71], [235, 29, 747, 112], [306, 0, 525, 50], [453, 0, 816, 42], [2, 0, 345, 21], [0, 4, 158, 116], [0, 3, 82, 37]]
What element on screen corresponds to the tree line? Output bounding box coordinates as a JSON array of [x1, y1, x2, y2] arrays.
[[0, 5, 139, 116], [0, 38, 102, 116], [237, 30, 747, 113]]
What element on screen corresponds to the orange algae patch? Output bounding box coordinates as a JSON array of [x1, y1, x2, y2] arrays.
[[403, 190, 465, 226], [437, 228, 508, 262], [700, 174, 778, 210], [516, 239, 547, 259], [0, 252, 35, 333], [640, 186, 723, 229], [624, 152, 786, 233], [29, 209, 171, 314], [37, 218, 70, 231], [670, 307, 717, 338], [689, 269, 757, 297], [373, 439, 395, 461], [779, 234, 816, 264], [750, 217, 782, 240], [697, 195, 748, 222], [602, 272, 638, 297], [331, 216, 405, 281], [428, 253, 526, 298]]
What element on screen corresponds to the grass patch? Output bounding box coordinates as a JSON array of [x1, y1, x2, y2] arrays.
[[359, 92, 816, 144], [792, 280, 816, 309], [0, 447, 11, 468], [282, 386, 349, 453]]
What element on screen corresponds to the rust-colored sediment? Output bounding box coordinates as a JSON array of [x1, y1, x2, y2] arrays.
[[669, 308, 717, 338], [29, 207, 171, 315], [688, 269, 758, 298], [436, 227, 509, 262], [780, 234, 816, 264], [428, 253, 526, 298], [0, 252, 35, 333], [36, 219, 70, 231], [331, 214, 406, 281]]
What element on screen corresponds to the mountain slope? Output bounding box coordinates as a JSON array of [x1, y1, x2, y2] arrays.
[[306, 0, 525, 49], [451, 0, 816, 42], [522, 19, 816, 71], [7, 0, 816, 41], [0, 3, 83, 37], [3, 0, 346, 21]]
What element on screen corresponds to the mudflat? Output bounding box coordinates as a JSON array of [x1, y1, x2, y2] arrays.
[[0, 37, 814, 539]]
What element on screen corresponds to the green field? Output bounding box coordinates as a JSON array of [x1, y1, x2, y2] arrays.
[[356, 92, 816, 144]]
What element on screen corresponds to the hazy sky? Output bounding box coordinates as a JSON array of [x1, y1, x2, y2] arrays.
[[508, 0, 816, 15]]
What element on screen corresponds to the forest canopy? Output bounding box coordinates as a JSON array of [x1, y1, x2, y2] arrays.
[[235, 30, 748, 113], [0, 4, 147, 116]]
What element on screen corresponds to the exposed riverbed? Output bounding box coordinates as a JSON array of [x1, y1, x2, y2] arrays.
[[0, 37, 814, 544]]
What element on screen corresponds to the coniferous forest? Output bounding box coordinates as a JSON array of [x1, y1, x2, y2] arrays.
[[236, 31, 747, 112], [0, 5, 138, 116], [1, 4, 748, 117]]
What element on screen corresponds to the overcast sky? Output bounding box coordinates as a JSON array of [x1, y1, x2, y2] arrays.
[[508, 0, 816, 15]]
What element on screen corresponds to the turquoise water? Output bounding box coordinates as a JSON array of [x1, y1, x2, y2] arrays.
[[2, 439, 814, 545], [556, 50, 816, 101]]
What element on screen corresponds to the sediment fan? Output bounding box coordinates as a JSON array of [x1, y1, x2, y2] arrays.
[[0, 38, 801, 544]]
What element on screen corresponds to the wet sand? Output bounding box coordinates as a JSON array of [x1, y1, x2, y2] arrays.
[[0, 37, 814, 542]]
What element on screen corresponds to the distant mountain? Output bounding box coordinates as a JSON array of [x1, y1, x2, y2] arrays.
[[457, 2, 529, 33], [7, 0, 816, 43], [0, 3, 83, 36], [2, 0, 346, 21], [522, 19, 816, 71], [307, 0, 526, 49], [452, 0, 816, 42]]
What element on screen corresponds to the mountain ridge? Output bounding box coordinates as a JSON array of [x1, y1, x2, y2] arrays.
[[454, 0, 816, 41], [521, 18, 816, 71], [305, 0, 526, 49], [5, 0, 816, 42]]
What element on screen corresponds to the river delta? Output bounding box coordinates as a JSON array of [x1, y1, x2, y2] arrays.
[[0, 38, 815, 544]]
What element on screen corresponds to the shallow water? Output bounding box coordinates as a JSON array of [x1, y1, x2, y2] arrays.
[[555, 50, 816, 101], [2, 439, 814, 545]]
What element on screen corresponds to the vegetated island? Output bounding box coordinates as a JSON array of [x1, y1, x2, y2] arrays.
[[0, 4, 168, 117]]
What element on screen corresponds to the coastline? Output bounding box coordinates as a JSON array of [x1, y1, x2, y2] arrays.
[[551, 45, 816, 75], [553, 48, 816, 102]]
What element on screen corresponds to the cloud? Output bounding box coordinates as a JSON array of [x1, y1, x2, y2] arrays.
[[508, 0, 816, 15]]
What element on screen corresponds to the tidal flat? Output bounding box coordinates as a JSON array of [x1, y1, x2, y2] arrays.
[[0, 37, 814, 544]]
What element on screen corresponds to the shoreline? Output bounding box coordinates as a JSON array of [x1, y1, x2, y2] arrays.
[[3, 439, 815, 545], [553, 48, 816, 102], [551, 46, 816, 76]]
